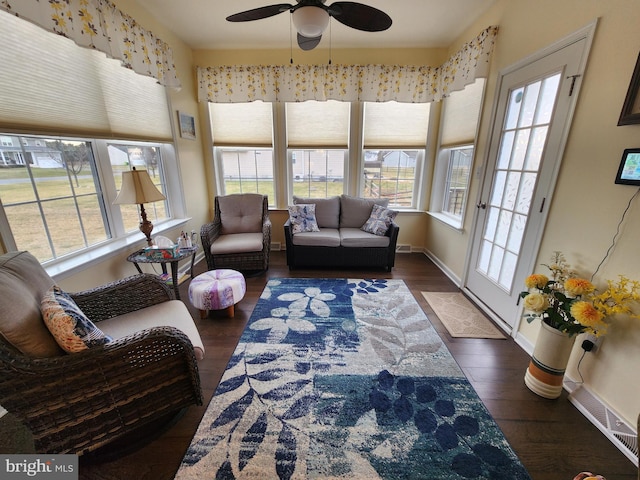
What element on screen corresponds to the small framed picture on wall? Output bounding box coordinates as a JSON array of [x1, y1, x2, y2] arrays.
[[178, 111, 196, 139], [618, 52, 640, 126]]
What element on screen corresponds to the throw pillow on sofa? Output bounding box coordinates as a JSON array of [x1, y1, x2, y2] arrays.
[[41, 285, 112, 353], [288, 204, 321, 234], [339, 195, 389, 228], [361, 204, 398, 236]]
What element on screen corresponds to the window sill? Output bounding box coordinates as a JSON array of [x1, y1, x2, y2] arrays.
[[45, 218, 190, 281], [427, 211, 465, 233]]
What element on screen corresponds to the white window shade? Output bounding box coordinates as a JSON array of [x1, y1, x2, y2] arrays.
[[0, 10, 172, 141], [363, 101, 430, 148], [286, 101, 350, 148], [440, 79, 485, 146], [210, 102, 274, 147]]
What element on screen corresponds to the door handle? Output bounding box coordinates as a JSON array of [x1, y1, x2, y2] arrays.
[[476, 202, 487, 209]]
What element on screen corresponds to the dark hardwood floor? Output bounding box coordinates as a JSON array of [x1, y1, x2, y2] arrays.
[[77, 251, 637, 480]]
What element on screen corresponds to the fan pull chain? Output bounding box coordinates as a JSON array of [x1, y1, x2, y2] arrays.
[[328, 19, 332, 65], [289, 15, 294, 64]]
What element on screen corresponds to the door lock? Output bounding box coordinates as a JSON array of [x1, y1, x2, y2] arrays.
[[476, 202, 487, 209]]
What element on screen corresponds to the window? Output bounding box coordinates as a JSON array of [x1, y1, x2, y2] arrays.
[[362, 101, 430, 208], [0, 9, 184, 269], [442, 146, 474, 217], [108, 143, 169, 235], [290, 149, 345, 197], [430, 79, 485, 228], [210, 102, 275, 203], [0, 135, 174, 264], [217, 148, 275, 200], [286, 101, 349, 199]]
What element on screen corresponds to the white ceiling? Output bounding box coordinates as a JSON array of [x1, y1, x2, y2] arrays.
[[134, 0, 496, 50]]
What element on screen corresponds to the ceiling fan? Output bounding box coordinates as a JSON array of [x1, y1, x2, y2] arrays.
[[226, 0, 392, 51]]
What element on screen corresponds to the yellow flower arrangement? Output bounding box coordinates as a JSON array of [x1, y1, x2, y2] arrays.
[[520, 252, 640, 336]]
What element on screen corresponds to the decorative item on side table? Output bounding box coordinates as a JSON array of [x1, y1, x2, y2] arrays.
[[113, 167, 166, 246], [127, 243, 197, 301], [520, 252, 640, 399]]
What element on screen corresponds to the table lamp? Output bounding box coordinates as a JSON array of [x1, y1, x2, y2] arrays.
[[113, 167, 166, 246]]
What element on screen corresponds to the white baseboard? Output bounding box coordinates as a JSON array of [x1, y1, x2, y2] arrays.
[[422, 249, 461, 286]]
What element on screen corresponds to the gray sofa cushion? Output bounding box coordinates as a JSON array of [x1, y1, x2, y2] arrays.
[[339, 195, 389, 228], [340, 228, 391, 247], [293, 196, 340, 229], [291, 228, 341, 247]]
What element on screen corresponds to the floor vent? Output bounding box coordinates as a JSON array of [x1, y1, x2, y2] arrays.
[[271, 242, 282, 251], [396, 244, 411, 253], [566, 380, 638, 464]]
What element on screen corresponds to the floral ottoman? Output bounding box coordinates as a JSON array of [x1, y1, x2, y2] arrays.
[[188, 269, 246, 318]]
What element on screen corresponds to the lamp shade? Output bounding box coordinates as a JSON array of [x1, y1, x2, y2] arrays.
[[113, 168, 166, 205], [292, 6, 330, 38]]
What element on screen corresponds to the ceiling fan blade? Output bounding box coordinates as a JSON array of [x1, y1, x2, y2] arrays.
[[327, 2, 392, 32], [226, 4, 293, 22], [297, 33, 322, 50]]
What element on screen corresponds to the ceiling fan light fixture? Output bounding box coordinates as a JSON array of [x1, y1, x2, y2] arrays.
[[292, 6, 330, 38]]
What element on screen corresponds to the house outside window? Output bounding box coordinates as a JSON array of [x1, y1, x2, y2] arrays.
[[286, 100, 349, 200], [290, 149, 345, 198], [361, 101, 430, 208], [0, 9, 184, 270], [210, 102, 276, 204], [0, 135, 173, 264], [216, 148, 275, 200]]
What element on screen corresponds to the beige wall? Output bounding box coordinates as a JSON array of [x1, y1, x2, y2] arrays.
[[427, 0, 640, 426]]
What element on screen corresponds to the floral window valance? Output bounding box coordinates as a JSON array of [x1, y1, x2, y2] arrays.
[[0, 0, 180, 89], [198, 26, 498, 103]]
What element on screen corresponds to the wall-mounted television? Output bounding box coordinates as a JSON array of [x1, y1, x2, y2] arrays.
[[615, 148, 640, 186]]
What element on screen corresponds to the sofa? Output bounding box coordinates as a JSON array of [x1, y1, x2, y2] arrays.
[[0, 251, 204, 455], [284, 195, 399, 271]]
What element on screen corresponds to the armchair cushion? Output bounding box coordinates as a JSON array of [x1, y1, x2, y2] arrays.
[[211, 232, 265, 254], [0, 251, 62, 357], [98, 300, 204, 361], [218, 193, 265, 234], [41, 286, 112, 353]]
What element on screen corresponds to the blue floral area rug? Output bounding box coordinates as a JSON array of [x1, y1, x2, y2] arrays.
[[175, 278, 531, 480]]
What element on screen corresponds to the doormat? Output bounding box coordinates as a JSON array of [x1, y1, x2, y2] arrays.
[[421, 292, 505, 339], [175, 278, 528, 479]]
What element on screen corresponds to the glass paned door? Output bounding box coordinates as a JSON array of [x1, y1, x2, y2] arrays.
[[477, 73, 561, 291], [465, 33, 591, 330]]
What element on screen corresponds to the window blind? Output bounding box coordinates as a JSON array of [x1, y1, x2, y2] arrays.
[[0, 10, 172, 141], [440, 79, 485, 146], [363, 101, 430, 148], [286, 101, 350, 148], [210, 101, 273, 147]]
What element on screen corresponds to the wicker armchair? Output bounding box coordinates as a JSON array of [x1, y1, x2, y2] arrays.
[[0, 251, 203, 455], [201, 193, 271, 272]]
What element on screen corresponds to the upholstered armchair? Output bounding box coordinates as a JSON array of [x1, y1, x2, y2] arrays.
[[0, 251, 203, 455], [200, 193, 271, 272]]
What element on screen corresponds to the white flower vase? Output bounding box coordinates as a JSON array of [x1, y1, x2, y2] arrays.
[[524, 321, 576, 399]]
